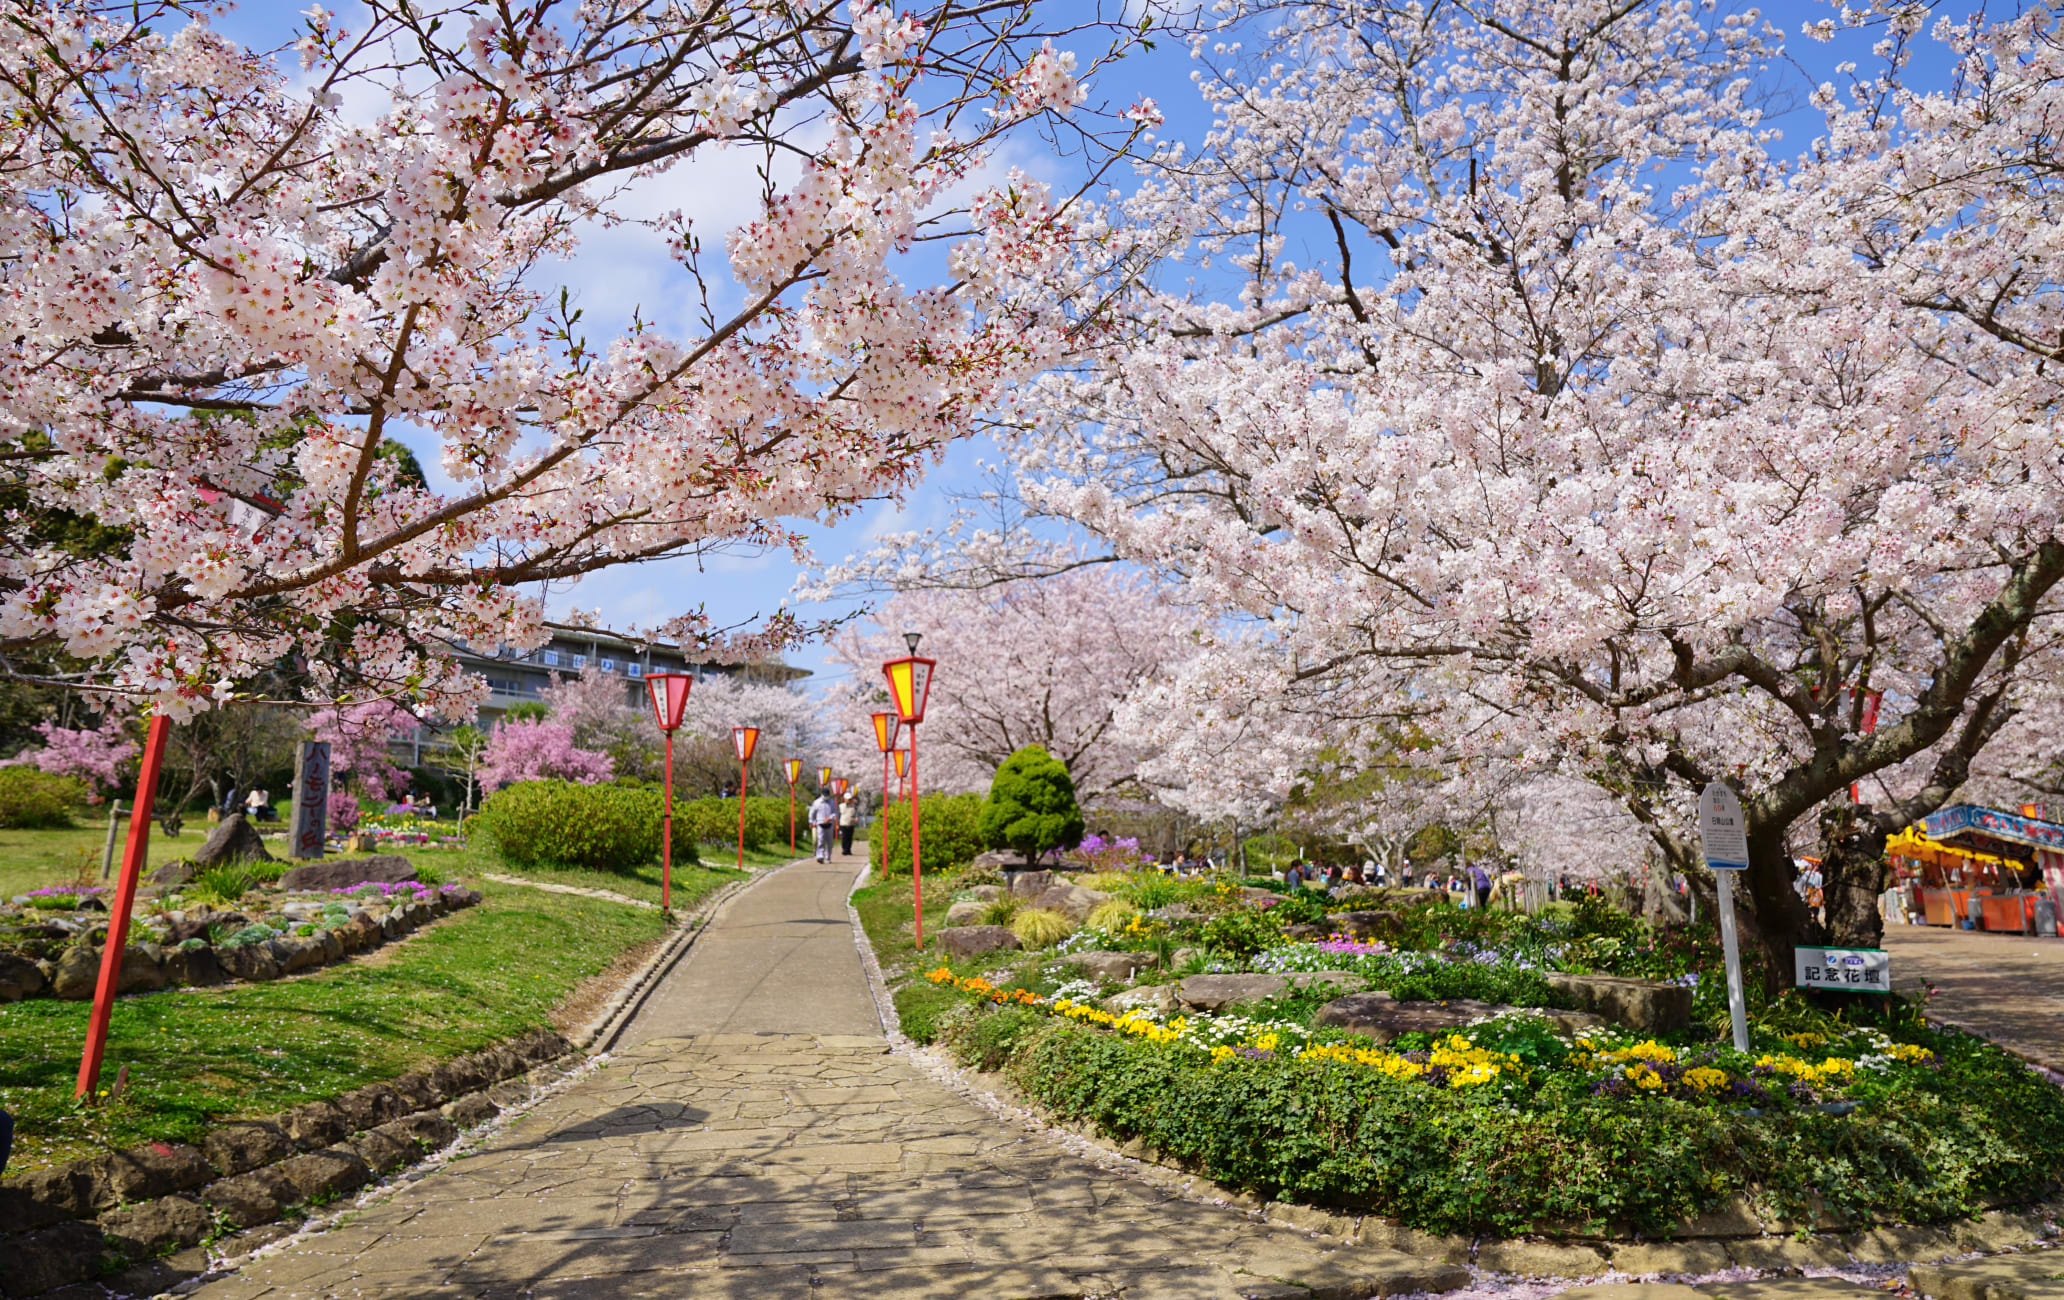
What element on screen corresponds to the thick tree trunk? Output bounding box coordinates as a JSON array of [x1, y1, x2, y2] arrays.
[[1818, 802, 1890, 950], [1742, 826, 1814, 995]]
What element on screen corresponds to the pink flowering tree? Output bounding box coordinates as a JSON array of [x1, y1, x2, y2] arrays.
[[16, 717, 137, 795], [478, 719, 614, 792], [0, 1, 1153, 718], [945, 0, 2064, 974], [817, 568, 1202, 803], [306, 701, 418, 802]]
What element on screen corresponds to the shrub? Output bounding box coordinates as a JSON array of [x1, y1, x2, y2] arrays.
[[1010, 907, 1074, 948], [0, 765, 83, 829], [978, 745, 1084, 865], [473, 779, 700, 871], [188, 864, 255, 906], [873, 792, 986, 876], [1202, 910, 1283, 959], [1086, 899, 1140, 931]]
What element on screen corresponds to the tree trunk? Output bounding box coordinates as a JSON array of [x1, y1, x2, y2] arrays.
[[1742, 825, 1813, 995], [1818, 802, 1889, 951]]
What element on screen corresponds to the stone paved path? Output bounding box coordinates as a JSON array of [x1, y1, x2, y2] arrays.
[[189, 860, 1458, 1299], [1883, 923, 2064, 1074]]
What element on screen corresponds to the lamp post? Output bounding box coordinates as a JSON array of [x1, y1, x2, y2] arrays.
[[646, 673, 693, 911], [732, 725, 760, 869], [871, 711, 899, 873], [784, 758, 803, 852], [881, 631, 937, 944]]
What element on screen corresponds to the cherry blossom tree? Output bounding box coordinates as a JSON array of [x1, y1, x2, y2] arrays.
[[0, 0, 1155, 718], [478, 718, 614, 792], [11, 717, 137, 794], [307, 699, 419, 800], [958, 0, 2064, 976], [819, 566, 1202, 802]]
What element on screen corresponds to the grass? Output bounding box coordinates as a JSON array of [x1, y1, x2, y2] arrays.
[[0, 879, 666, 1173], [0, 821, 203, 901], [853, 867, 1000, 1044]]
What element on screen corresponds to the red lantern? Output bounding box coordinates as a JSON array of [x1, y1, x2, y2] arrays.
[[732, 726, 760, 869], [882, 632, 937, 943], [646, 672, 692, 732]]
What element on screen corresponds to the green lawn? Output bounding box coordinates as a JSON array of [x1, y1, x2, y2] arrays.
[[0, 820, 206, 901], [0, 879, 668, 1172]]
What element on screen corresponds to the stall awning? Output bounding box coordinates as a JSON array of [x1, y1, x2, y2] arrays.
[[1920, 804, 2064, 853]]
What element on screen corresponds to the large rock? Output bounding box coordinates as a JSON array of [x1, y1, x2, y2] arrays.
[[935, 925, 1022, 957], [959, 885, 1004, 902], [0, 950, 47, 1000], [277, 854, 417, 892], [165, 944, 223, 987], [1175, 973, 1289, 1012], [1286, 970, 1363, 994], [100, 1193, 214, 1257], [1328, 909, 1402, 939], [1544, 972, 1693, 1033], [116, 942, 167, 994], [969, 850, 1019, 871], [149, 859, 198, 886], [215, 940, 282, 983], [1032, 883, 1112, 923], [944, 900, 989, 926], [163, 910, 246, 945], [51, 942, 101, 998], [1003, 868, 1053, 898], [202, 1120, 296, 1176], [1065, 950, 1155, 983], [1313, 992, 1605, 1041], [192, 812, 273, 867]]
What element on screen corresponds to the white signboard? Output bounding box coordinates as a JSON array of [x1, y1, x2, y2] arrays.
[[1796, 946, 1890, 994], [1699, 783, 1749, 871]]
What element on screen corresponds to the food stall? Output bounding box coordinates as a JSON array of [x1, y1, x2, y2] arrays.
[[1886, 804, 2064, 934]]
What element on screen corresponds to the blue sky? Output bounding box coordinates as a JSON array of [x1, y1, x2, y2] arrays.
[[209, 1, 1963, 693]]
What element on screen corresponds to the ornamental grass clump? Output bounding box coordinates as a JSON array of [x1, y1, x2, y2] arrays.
[[1086, 899, 1139, 931], [1010, 907, 1074, 948], [977, 895, 1024, 927]]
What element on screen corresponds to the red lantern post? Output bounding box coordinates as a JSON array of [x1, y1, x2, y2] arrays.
[[646, 673, 693, 911], [871, 711, 899, 873], [784, 758, 804, 852], [881, 632, 937, 944], [732, 725, 760, 869], [76, 713, 170, 1100]]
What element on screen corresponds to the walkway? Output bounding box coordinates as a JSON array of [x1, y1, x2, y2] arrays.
[[1884, 922, 2064, 1074], [190, 859, 1457, 1299]]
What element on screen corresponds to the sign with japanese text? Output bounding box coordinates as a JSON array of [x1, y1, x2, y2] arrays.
[[1699, 783, 1749, 871], [1795, 946, 1889, 993]]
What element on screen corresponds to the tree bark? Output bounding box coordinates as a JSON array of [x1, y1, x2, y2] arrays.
[[1818, 802, 1890, 951]]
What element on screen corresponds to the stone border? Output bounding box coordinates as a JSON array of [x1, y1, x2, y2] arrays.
[[847, 891, 2063, 1283], [0, 1029, 575, 1299], [0, 872, 766, 1299]]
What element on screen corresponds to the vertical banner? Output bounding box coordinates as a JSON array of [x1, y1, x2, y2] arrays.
[[291, 740, 331, 859]]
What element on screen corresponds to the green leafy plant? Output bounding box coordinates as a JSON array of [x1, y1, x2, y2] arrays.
[[873, 792, 987, 875], [977, 895, 1024, 927], [1086, 899, 1140, 931], [473, 780, 701, 871], [1202, 910, 1282, 959], [187, 865, 256, 906], [978, 745, 1084, 866]]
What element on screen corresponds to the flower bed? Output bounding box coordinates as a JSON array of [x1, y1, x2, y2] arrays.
[[925, 975, 2064, 1237]]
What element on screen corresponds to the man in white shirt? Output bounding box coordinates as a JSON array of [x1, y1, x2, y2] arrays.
[[808, 793, 836, 864]]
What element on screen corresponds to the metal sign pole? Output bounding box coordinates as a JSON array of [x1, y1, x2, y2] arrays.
[[1699, 781, 1753, 1054]]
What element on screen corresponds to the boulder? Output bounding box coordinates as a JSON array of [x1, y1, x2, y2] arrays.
[[7, 1219, 105, 1297], [0, 950, 47, 1000], [335, 913, 381, 953], [92, 1140, 213, 1203], [443, 1092, 500, 1127], [1173, 947, 1203, 968], [192, 813, 273, 867], [959, 885, 1004, 902], [1235, 887, 1278, 904], [1286, 970, 1363, 993], [1175, 973, 1289, 1012], [201, 1165, 295, 1228], [935, 925, 1021, 957], [51, 942, 101, 998], [1543, 972, 1692, 1033], [279, 1100, 351, 1150], [944, 900, 990, 926], [1315, 992, 1485, 1041], [277, 935, 325, 974], [1102, 984, 1180, 1015], [333, 1082, 408, 1132], [1032, 883, 1112, 923], [969, 850, 1019, 871], [116, 942, 168, 994], [163, 911, 245, 945], [217, 940, 282, 983], [166, 944, 223, 987], [1065, 950, 1156, 983], [149, 858, 198, 886], [277, 854, 417, 892], [1003, 868, 1053, 898], [273, 1147, 374, 1202], [1329, 909, 1401, 939]]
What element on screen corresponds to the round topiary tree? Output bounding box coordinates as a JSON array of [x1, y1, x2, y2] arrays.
[[979, 745, 1086, 867]]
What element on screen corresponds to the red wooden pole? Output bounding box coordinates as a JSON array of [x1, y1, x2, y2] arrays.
[[880, 749, 890, 876], [77, 713, 169, 1100], [789, 785, 796, 853], [660, 731, 674, 911], [910, 726, 923, 947], [736, 759, 747, 870]]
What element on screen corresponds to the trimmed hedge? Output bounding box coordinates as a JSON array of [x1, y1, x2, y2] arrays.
[[473, 780, 701, 871], [872, 792, 985, 876], [941, 1007, 2064, 1238]]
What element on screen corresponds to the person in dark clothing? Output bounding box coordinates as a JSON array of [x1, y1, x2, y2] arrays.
[[0, 1106, 13, 1175], [1470, 863, 1493, 911]]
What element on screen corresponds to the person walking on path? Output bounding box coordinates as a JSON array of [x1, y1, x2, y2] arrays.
[[808, 791, 836, 863], [1470, 862, 1493, 911], [837, 794, 858, 857]]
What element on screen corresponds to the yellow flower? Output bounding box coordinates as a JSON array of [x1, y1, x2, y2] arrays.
[[1683, 1067, 1729, 1093]]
